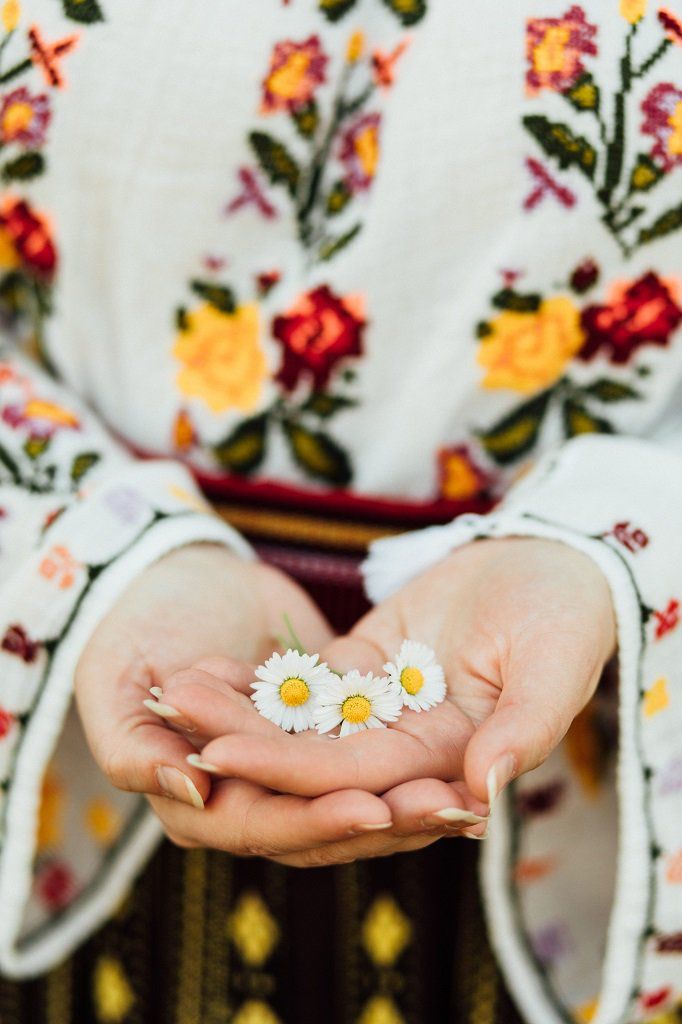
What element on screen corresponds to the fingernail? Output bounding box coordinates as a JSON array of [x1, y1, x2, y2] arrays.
[[143, 699, 195, 732], [462, 827, 488, 841], [186, 753, 221, 775], [486, 753, 516, 812], [352, 822, 393, 833], [423, 808, 488, 828], [155, 766, 205, 809], [149, 686, 164, 699]]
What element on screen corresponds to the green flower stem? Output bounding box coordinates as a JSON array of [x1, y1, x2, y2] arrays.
[[632, 36, 671, 79], [0, 56, 32, 85]]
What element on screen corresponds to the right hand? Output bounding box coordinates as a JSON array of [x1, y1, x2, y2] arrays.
[[74, 543, 396, 858]]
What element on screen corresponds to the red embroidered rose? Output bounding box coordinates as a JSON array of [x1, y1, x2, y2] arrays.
[[261, 36, 328, 114], [0, 706, 14, 740], [641, 82, 682, 171], [0, 87, 51, 147], [526, 6, 598, 96], [0, 196, 57, 281], [579, 272, 682, 364], [658, 7, 682, 45], [272, 285, 365, 392], [1, 623, 40, 663], [36, 859, 77, 911], [340, 113, 382, 192]]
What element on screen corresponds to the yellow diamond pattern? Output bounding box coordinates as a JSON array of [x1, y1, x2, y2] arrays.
[[92, 956, 135, 1023], [361, 895, 412, 967], [232, 1000, 282, 1024], [227, 891, 280, 968], [358, 995, 406, 1024]]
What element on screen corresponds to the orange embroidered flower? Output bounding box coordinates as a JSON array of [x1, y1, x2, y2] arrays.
[[261, 36, 328, 114], [371, 39, 410, 88], [620, 0, 647, 22], [173, 302, 267, 414], [658, 6, 682, 44], [340, 113, 381, 191], [0, 195, 57, 280], [477, 296, 585, 393], [1, 0, 20, 33], [437, 445, 492, 502], [272, 285, 365, 392], [0, 87, 50, 146], [172, 408, 196, 452], [525, 6, 598, 95], [39, 544, 80, 589]]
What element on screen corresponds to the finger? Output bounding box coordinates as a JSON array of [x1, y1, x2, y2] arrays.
[[188, 657, 256, 694], [382, 779, 489, 836], [75, 658, 212, 808], [199, 698, 471, 797], [463, 632, 605, 807], [272, 830, 444, 868], [317, 634, 388, 678], [156, 668, 280, 740], [148, 779, 392, 855]]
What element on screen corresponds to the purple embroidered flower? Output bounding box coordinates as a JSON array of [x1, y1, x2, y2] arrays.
[[530, 923, 572, 966], [659, 757, 682, 796], [340, 113, 382, 192], [641, 82, 682, 172], [103, 486, 148, 525], [0, 87, 51, 147]]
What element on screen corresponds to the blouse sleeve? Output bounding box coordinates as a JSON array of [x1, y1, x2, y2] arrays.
[[0, 352, 252, 979], [363, 425, 682, 1024]]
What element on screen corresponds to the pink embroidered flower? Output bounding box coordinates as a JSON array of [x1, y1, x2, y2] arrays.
[[261, 36, 328, 114], [526, 6, 598, 95], [0, 196, 57, 281], [272, 285, 365, 392], [1, 623, 40, 662], [0, 705, 14, 740], [579, 272, 682, 363], [36, 859, 77, 911], [658, 7, 682, 45], [641, 82, 682, 171], [1, 398, 79, 436], [340, 113, 382, 192], [0, 87, 51, 147]]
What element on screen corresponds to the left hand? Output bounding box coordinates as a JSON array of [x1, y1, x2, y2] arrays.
[[162, 538, 616, 859]]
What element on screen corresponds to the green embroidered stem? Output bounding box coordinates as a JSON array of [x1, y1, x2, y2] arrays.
[[632, 36, 671, 79], [601, 24, 636, 208], [0, 56, 32, 85]]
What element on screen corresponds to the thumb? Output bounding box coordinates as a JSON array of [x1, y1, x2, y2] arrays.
[[463, 635, 604, 808], [75, 656, 211, 810]]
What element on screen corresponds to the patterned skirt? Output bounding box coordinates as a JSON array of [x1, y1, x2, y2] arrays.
[[0, 486, 524, 1024]]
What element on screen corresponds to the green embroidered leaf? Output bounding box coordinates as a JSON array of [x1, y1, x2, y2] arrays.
[[523, 115, 597, 180], [638, 202, 682, 245], [491, 288, 541, 313], [476, 321, 492, 339], [630, 154, 664, 193], [0, 442, 20, 484], [24, 436, 50, 460], [213, 415, 268, 475], [318, 223, 362, 262], [300, 392, 357, 419], [318, 0, 357, 21], [564, 73, 600, 113], [326, 180, 352, 217], [292, 100, 319, 140], [380, 0, 427, 25], [70, 451, 101, 483], [249, 132, 300, 198], [2, 152, 45, 182], [190, 280, 236, 314], [283, 420, 352, 485], [477, 391, 552, 466], [581, 379, 642, 403], [175, 307, 188, 331], [62, 0, 105, 23], [562, 399, 614, 438]]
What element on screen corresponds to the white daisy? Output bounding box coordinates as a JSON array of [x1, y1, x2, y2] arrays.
[[384, 640, 446, 713], [314, 670, 403, 737], [251, 649, 335, 733]]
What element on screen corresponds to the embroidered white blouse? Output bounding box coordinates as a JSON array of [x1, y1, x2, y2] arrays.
[[0, 2, 681, 1022]]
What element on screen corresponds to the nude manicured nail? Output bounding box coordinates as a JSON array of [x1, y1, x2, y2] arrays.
[[155, 766, 205, 809], [149, 686, 164, 699], [186, 753, 221, 775], [462, 827, 488, 841], [486, 753, 516, 812], [143, 699, 195, 731], [352, 822, 393, 833], [424, 808, 488, 827]]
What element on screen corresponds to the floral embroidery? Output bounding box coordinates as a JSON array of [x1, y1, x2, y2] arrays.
[[318, 0, 426, 26], [0, 704, 14, 739], [35, 857, 77, 910], [39, 544, 81, 589], [523, 6, 682, 257], [606, 520, 651, 551], [1, 622, 39, 661], [643, 676, 670, 716], [0, 86, 50, 146], [471, 264, 682, 466], [261, 35, 328, 114], [437, 445, 496, 503], [651, 598, 680, 638]]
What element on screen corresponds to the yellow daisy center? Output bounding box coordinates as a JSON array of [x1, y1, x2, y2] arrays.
[[342, 695, 372, 724], [279, 677, 310, 707], [400, 667, 425, 695]]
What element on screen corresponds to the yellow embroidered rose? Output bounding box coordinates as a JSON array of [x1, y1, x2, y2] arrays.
[[620, 0, 647, 23], [174, 302, 268, 414], [477, 296, 585, 394], [1, 0, 20, 32]]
